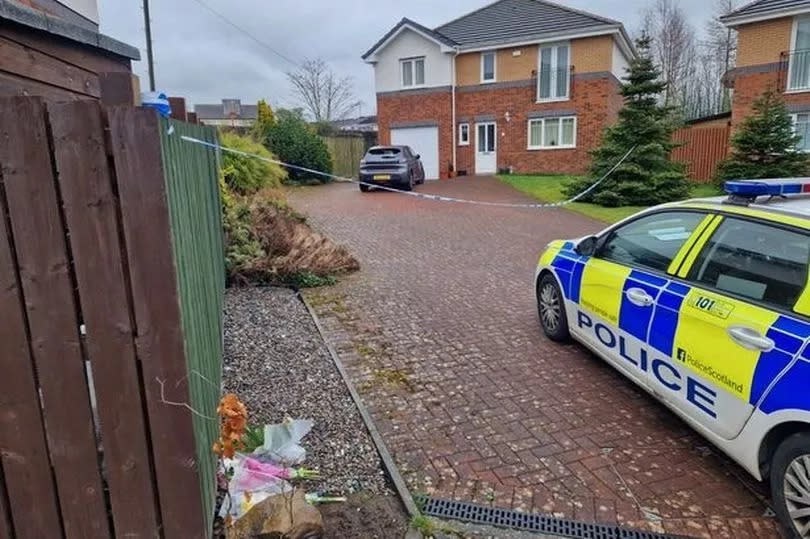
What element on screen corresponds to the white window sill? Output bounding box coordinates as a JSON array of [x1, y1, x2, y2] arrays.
[[458, 142, 470, 146], [480, 79, 497, 84], [402, 84, 427, 90], [785, 88, 810, 94], [536, 97, 570, 103], [527, 145, 576, 151]]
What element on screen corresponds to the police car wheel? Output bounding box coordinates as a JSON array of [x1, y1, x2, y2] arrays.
[[537, 274, 569, 341], [771, 432, 810, 538]]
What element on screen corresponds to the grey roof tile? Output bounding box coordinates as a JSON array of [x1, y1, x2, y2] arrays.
[[434, 0, 621, 47], [194, 103, 258, 120], [721, 0, 810, 21]]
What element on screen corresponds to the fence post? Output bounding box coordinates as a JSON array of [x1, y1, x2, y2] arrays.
[[107, 106, 208, 538]]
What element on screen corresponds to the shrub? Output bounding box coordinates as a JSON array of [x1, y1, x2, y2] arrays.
[[262, 109, 333, 183], [219, 131, 287, 195], [715, 89, 809, 183]]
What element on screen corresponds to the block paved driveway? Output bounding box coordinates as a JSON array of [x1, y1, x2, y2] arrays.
[[289, 177, 782, 538]]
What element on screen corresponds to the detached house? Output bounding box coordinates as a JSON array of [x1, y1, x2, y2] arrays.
[[362, 0, 635, 179], [722, 0, 810, 149]]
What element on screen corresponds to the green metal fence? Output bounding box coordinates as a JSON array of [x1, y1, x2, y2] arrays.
[[159, 118, 225, 532]]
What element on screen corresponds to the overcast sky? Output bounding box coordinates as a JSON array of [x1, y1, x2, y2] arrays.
[[99, 0, 719, 115]]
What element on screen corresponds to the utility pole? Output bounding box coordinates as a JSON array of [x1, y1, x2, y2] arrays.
[[143, 0, 155, 91]]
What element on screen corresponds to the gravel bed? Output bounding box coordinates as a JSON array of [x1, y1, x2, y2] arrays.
[[223, 286, 391, 497]]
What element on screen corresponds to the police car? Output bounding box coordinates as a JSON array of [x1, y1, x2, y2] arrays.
[[535, 179, 810, 538]]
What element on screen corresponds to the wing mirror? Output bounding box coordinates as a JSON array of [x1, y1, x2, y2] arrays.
[[575, 236, 598, 256], [415, 154, 421, 159]]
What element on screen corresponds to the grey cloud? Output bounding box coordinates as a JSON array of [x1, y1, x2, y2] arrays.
[[99, 0, 715, 113]]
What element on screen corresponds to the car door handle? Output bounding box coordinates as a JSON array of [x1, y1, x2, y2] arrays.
[[626, 288, 654, 307], [727, 326, 775, 352]]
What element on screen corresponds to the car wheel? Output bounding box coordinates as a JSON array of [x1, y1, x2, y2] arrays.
[[359, 183, 370, 193], [402, 172, 414, 191], [771, 432, 810, 539], [537, 273, 569, 342]]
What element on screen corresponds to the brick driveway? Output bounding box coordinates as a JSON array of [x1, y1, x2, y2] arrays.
[[289, 177, 782, 538]]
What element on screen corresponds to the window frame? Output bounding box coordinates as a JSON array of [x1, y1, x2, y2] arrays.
[[481, 51, 497, 83], [458, 123, 470, 146], [400, 56, 426, 88], [594, 210, 710, 275], [683, 214, 810, 315], [791, 112, 810, 152], [537, 42, 570, 102], [787, 16, 810, 93], [527, 116, 577, 150]]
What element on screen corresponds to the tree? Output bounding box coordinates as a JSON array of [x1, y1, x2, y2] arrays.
[[263, 108, 333, 183], [251, 99, 276, 140], [704, 0, 738, 112], [642, 0, 697, 108], [563, 35, 690, 206], [286, 58, 361, 122], [715, 90, 809, 182]]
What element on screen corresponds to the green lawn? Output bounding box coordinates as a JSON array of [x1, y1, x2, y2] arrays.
[[499, 175, 722, 224]]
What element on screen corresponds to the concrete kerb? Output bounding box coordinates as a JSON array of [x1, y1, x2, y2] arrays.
[[297, 291, 421, 518]]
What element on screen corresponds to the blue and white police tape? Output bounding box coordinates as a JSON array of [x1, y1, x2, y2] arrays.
[[178, 134, 636, 209]]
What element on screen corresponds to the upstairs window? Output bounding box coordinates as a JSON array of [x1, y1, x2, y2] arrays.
[[481, 52, 496, 83], [789, 18, 810, 91], [538, 43, 570, 101], [401, 57, 425, 88]]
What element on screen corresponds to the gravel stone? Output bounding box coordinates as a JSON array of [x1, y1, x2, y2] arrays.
[[223, 286, 391, 497]]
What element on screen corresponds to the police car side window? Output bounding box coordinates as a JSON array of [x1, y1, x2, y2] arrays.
[[687, 218, 809, 310], [598, 212, 705, 273]]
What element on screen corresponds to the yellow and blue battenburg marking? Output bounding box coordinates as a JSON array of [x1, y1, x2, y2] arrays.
[[544, 241, 810, 418]]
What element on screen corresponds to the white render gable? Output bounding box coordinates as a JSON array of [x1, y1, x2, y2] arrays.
[[371, 28, 453, 93]]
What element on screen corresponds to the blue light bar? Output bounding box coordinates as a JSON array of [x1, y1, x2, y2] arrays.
[[724, 178, 810, 197]]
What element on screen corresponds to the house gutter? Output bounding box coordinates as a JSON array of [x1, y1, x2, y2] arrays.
[[452, 48, 459, 175]]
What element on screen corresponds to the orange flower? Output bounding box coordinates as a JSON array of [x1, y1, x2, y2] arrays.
[[213, 393, 248, 458]]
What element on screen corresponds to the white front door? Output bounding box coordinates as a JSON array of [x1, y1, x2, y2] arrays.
[[390, 126, 439, 180], [475, 122, 497, 175]]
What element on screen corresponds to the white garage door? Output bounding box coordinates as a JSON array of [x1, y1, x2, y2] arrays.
[[391, 126, 439, 180]]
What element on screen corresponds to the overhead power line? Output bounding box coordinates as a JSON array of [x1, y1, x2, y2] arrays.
[[185, 0, 301, 68]]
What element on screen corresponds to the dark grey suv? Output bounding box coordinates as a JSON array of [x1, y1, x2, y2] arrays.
[[358, 145, 426, 192]]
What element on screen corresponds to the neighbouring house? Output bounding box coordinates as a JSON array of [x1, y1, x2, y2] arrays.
[[195, 99, 258, 128], [721, 0, 810, 150], [0, 0, 140, 102], [362, 0, 635, 179], [332, 115, 378, 133]]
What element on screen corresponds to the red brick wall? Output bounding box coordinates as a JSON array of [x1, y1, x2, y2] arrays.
[[456, 76, 620, 175], [731, 69, 810, 130], [376, 89, 453, 179], [377, 76, 621, 178]]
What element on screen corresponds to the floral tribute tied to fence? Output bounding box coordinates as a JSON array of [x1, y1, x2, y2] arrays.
[[0, 96, 224, 539]]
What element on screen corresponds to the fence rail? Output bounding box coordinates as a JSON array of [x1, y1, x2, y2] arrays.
[[0, 97, 223, 538], [672, 124, 731, 182]]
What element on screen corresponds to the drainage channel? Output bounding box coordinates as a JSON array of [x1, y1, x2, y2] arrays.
[[414, 496, 689, 539]]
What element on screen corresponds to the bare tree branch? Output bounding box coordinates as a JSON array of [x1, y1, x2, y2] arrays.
[[286, 58, 362, 123]]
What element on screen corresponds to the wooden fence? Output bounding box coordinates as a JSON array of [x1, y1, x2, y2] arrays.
[[324, 132, 375, 178], [0, 97, 223, 538], [671, 124, 731, 182]]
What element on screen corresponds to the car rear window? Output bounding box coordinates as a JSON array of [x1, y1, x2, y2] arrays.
[[367, 148, 401, 156]]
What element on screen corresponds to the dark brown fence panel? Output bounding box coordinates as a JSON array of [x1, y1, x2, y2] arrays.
[[49, 101, 161, 537], [108, 106, 208, 538], [672, 125, 731, 183], [0, 97, 110, 538], [0, 103, 62, 537]]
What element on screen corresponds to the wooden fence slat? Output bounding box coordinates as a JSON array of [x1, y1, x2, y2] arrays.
[[672, 124, 730, 182], [0, 468, 12, 539], [0, 96, 110, 538], [107, 106, 207, 538], [48, 100, 161, 537], [0, 109, 63, 536]]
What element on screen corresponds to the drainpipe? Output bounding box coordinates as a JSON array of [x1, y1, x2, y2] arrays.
[[451, 48, 459, 175]]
